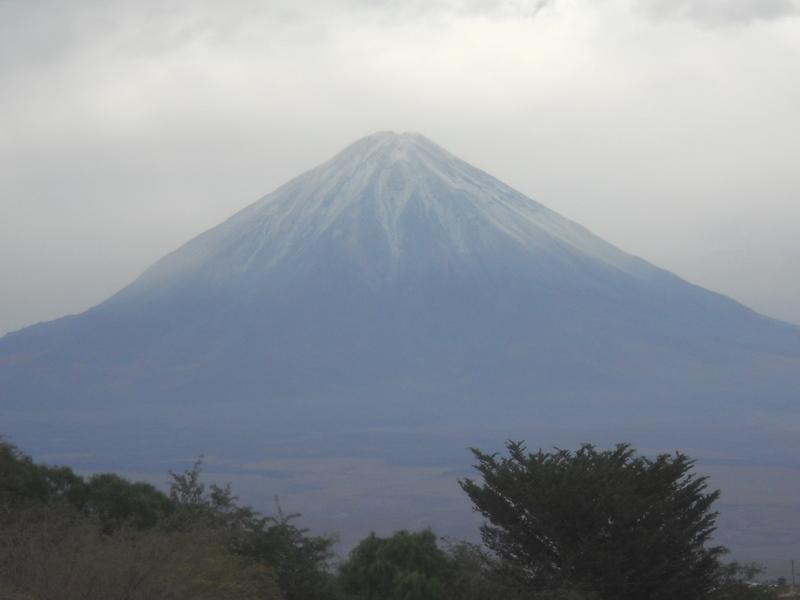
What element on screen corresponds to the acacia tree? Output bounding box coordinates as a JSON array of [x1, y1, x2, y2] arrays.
[[460, 442, 725, 600]]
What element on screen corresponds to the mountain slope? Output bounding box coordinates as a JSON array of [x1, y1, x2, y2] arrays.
[[1, 132, 799, 435]]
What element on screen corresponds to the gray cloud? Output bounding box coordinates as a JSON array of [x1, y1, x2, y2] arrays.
[[641, 0, 800, 26]]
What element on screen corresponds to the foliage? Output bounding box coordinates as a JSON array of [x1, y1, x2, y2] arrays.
[[460, 441, 726, 600], [0, 439, 173, 532], [81, 473, 175, 532], [239, 504, 339, 600], [710, 563, 779, 600], [0, 440, 337, 600], [168, 457, 257, 532], [339, 531, 593, 600], [0, 440, 84, 511], [3, 437, 780, 600], [0, 506, 282, 600], [167, 459, 339, 600], [339, 529, 451, 600], [443, 539, 536, 600]]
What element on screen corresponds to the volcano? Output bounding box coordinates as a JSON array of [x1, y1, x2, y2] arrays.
[[2, 131, 799, 435], [4, 131, 800, 558]]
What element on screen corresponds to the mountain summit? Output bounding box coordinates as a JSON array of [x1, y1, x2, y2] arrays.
[[2, 132, 799, 435], [120, 131, 651, 299]]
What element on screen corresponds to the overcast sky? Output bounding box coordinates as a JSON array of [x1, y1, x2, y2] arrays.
[[1, 0, 798, 335]]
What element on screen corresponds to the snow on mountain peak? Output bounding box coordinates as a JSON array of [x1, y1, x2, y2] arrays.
[[129, 132, 654, 295]]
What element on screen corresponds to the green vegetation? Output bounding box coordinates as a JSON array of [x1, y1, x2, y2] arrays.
[[339, 529, 451, 599], [461, 442, 724, 599], [0, 439, 781, 600], [0, 441, 332, 600]]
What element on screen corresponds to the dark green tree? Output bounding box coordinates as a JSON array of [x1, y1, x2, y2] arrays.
[[460, 442, 725, 600], [82, 472, 175, 532], [238, 504, 339, 600], [0, 439, 84, 512], [338, 529, 452, 600], [0, 439, 173, 531]]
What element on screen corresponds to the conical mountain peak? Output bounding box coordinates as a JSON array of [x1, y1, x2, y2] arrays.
[[316, 130, 469, 182], [123, 132, 656, 298]]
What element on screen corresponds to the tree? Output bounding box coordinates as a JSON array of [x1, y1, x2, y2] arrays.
[[0, 439, 174, 532], [238, 503, 339, 600], [443, 539, 534, 600], [0, 441, 337, 600], [460, 442, 725, 600], [338, 529, 452, 600], [168, 459, 339, 600], [0, 439, 84, 512], [81, 473, 175, 532]]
